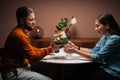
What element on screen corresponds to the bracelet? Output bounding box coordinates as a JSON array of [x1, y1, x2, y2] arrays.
[[78, 47, 80, 50]]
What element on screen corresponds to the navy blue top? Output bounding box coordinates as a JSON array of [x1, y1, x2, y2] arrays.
[[90, 34, 120, 79]]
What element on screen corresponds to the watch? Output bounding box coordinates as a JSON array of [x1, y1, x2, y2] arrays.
[[78, 47, 80, 50]]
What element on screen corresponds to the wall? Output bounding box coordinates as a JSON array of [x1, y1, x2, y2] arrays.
[[0, 0, 120, 48]]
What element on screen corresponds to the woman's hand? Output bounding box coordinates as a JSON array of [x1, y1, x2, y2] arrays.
[[64, 43, 75, 53], [68, 41, 78, 49]]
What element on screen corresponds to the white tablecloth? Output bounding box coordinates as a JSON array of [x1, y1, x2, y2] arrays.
[[40, 48, 91, 64]]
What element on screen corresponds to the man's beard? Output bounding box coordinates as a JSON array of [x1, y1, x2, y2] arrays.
[[24, 23, 34, 31]]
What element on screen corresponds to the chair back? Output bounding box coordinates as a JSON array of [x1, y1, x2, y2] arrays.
[[0, 48, 9, 80]]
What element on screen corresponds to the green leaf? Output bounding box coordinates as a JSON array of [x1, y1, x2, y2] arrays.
[[56, 25, 62, 30], [56, 18, 68, 30], [59, 23, 64, 27]]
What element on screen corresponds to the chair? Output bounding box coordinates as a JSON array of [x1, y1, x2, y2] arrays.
[[0, 48, 9, 80]]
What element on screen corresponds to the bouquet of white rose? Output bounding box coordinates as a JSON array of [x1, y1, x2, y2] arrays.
[[54, 17, 77, 44]]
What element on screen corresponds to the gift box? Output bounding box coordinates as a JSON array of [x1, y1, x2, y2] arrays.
[[53, 31, 68, 44]]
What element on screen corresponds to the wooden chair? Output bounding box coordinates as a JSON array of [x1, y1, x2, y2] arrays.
[[0, 48, 9, 80]]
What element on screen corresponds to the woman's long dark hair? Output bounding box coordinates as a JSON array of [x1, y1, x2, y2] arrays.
[[97, 13, 120, 35]]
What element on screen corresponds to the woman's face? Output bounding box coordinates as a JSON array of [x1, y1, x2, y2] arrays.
[[95, 19, 109, 36]]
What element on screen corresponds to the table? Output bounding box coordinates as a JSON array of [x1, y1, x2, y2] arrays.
[[40, 48, 91, 64], [32, 48, 99, 80]]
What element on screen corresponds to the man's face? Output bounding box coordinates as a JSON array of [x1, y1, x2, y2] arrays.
[[23, 13, 36, 31]]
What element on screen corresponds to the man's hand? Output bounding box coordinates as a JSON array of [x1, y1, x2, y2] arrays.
[[50, 41, 60, 52]]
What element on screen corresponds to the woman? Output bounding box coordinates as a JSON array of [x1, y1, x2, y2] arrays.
[[64, 13, 120, 80]]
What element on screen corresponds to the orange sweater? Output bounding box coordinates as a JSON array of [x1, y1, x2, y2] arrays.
[[3, 26, 52, 70]]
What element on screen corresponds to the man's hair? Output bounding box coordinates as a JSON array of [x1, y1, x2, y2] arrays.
[[16, 6, 34, 24]]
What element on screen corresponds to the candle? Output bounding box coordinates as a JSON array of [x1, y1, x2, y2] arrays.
[[37, 29, 39, 32]]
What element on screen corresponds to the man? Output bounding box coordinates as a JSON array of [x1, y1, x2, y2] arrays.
[[2, 6, 57, 80]]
